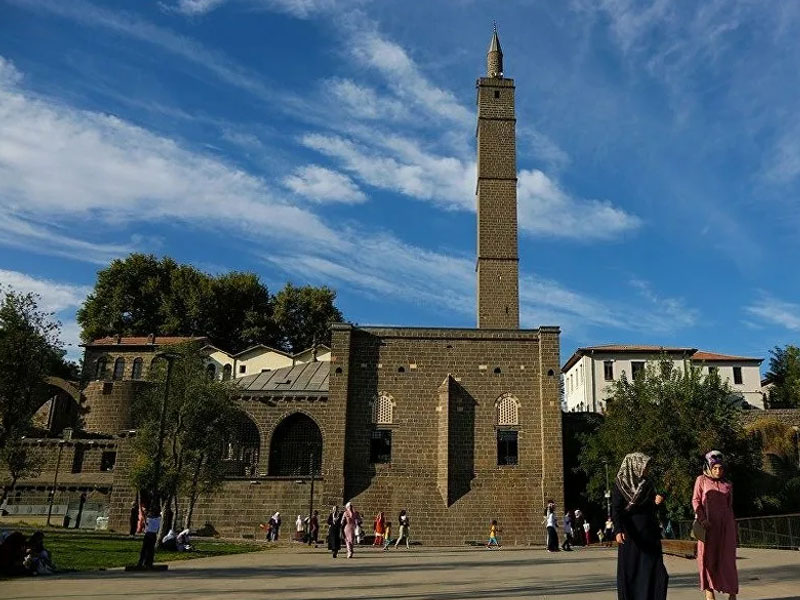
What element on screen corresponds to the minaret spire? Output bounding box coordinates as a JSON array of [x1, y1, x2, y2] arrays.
[[487, 22, 503, 78]]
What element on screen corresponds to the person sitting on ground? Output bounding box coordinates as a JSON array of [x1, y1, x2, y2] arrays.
[[161, 528, 178, 551], [176, 528, 192, 551], [0, 531, 28, 576], [23, 531, 55, 575]]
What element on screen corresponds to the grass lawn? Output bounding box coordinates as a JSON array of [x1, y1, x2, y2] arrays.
[[10, 528, 267, 573]]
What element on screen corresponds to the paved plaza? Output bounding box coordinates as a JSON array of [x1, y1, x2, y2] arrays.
[[3, 545, 799, 600]]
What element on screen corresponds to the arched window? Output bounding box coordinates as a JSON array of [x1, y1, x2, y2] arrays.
[[496, 393, 519, 426], [95, 357, 107, 380], [222, 364, 232, 381], [131, 357, 144, 380], [112, 357, 125, 380], [268, 413, 322, 477], [372, 393, 395, 425], [206, 363, 216, 380], [222, 412, 261, 477]]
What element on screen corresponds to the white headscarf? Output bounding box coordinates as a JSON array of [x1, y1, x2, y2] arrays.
[[615, 452, 653, 510]]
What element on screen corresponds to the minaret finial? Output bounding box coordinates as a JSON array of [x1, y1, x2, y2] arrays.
[[487, 23, 503, 78]]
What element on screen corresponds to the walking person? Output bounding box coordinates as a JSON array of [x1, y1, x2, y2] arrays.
[[394, 509, 411, 549], [573, 509, 585, 546], [137, 505, 161, 569], [295, 514, 305, 542], [382, 521, 393, 550], [561, 512, 573, 551], [327, 505, 343, 558], [342, 502, 358, 558], [307, 510, 319, 547], [613, 452, 668, 600], [486, 519, 501, 549], [354, 509, 364, 545], [583, 519, 592, 546], [128, 502, 139, 537], [268, 512, 281, 541], [373, 511, 386, 546], [604, 515, 614, 547], [693, 450, 739, 600], [543, 501, 559, 552]]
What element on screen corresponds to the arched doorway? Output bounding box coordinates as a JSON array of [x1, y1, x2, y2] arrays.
[[222, 412, 261, 477], [268, 413, 322, 477]]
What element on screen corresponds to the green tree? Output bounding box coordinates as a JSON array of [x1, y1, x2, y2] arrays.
[[272, 283, 343, 353], [129, 342, 240, 529], [763, 345, 800, 408], [0, 444, 44, 504], [0, 288, 68, 449], [745, 418, 800, 513], [579, 358, 762, 521]]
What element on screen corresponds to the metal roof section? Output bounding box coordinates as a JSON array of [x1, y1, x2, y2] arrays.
[[237, 361, 329, 396]]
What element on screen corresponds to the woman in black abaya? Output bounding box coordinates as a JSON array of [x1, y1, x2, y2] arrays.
[[612, 453, 668, 600]]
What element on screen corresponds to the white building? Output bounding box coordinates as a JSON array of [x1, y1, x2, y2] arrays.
[[203, 343, 331, 380], [561, 344, 765, 413]]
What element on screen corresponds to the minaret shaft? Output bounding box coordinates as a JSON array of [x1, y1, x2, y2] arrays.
[[476, 30, 519, 330]]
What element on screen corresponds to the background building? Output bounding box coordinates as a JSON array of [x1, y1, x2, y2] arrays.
[[561, 344, 765, 412]]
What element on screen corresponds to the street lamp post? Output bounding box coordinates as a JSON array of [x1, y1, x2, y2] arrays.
[[603, 460, 612, 517], [308, 452, 315, 527], [46, 441, 65, 526]]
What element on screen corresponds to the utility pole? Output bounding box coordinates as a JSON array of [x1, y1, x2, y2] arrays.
[[151, 353, 178, 510], [604, 460, 612, 517]]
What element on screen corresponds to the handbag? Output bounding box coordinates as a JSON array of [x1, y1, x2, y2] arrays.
[[691, 519, 706, 542]]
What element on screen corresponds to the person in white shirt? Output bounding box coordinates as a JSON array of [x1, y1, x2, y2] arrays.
[[543, 501, 559, 552], [137, 507, 161, 568]]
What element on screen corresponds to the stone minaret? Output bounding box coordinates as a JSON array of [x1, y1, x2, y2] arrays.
[[476, 26, 519, 329]]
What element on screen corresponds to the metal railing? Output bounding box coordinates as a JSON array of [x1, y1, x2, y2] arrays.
[[675, 513, 800, 549]]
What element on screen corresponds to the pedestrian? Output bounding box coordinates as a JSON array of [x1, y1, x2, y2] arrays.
[[583, 519, 591, 545], [307, 510, 319, 547], [137, 502, 147, 534], [573, 509, 585, 546], [394, 509, 411, 549], [613, 452, 668, 600], [543, 501, 559, 552], [561, 512, 573, 551], [373, 511, 386, 546], [295, 514, 305, 542], [597, 528, 605, 545], [342, 502, 358, 558], [604, 515, 614, 547], [693, 450, 739, 600], [486, 519, 501, 549], [137, 505, 161, 569], [327, 505, 343, 558], [128, 501, 138, 537], [382, 522, 393, 550], [269, 512, 281, 541], [354, 509, 364, 544]]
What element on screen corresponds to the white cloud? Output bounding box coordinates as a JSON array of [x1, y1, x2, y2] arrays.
[[0, 63, 342, 252], [518, 170, 641, 240], [327, 78, 408, 122], [283, 165, 367, 204], [170, 0, 360, 17], [629, 278, 698, 331], [0, 269, 90, 313], [745, 294, 800, 331]]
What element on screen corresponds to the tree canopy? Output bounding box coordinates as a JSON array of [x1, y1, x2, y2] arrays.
[[77, 254, 344, 354], [579, 357, 763, 521], [0, 288, 72, 448], [763, 345, 800, 408]]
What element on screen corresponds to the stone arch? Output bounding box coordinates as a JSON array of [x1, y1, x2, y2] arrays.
[[94, 356, 108, 380], [132, 357, 144, 380], [112, 357, 125, 380], [495, 393, 520, 426], [268, 412, 323, 477], [222, 411, 261, 477], [206, 363, 217, 380], [371, 391, 395, 425]]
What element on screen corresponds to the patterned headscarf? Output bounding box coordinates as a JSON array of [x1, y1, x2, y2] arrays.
[[703, 450, 725, 478], [615, 452, 653, 511]]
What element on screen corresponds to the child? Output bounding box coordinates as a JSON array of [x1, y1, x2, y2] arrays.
[[487, 519, 501, 549], [596, 528, 605, 545], [382, 522, 393, 551]]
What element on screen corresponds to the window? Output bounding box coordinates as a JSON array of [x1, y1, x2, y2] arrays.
[[604, 361, 614, 381], [71, 445, 85, 473], [373, 393, 394, 425], [268, 413, 322, 477], [733, 366, 743, 385], [206, 363, 216, 380], [222, 412, 261, 477], [223, 364, 232, 381], [100, 451, 116, 472], [370, 430, 392, 463], [496, 393, 519, 426], [631, 361, 645, 380], [494, 90, 500, 98], [497, 430, 518, 465], [95, 357, 107, 380], [112, 358, 125, 380], [239, 364, 246, 374], [131, 357, 143, 380]]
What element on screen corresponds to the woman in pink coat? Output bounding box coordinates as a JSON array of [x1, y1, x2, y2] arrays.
[[692, 450, 738, 600], [342, 502, 357, 558]]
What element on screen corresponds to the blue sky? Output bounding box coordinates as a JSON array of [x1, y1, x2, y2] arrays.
[[1, 0, 800, 367]]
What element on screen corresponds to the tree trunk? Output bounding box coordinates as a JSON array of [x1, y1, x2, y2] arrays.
[[185, 453, 205, 530]]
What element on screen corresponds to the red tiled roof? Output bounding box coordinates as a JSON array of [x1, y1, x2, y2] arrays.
[[85, 336, 208, 347], [561, 345, 696, 372], [691, 350, 762, 363]]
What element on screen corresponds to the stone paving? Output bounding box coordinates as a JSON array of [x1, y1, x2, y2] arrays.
[[3, 544, 799, 600]]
